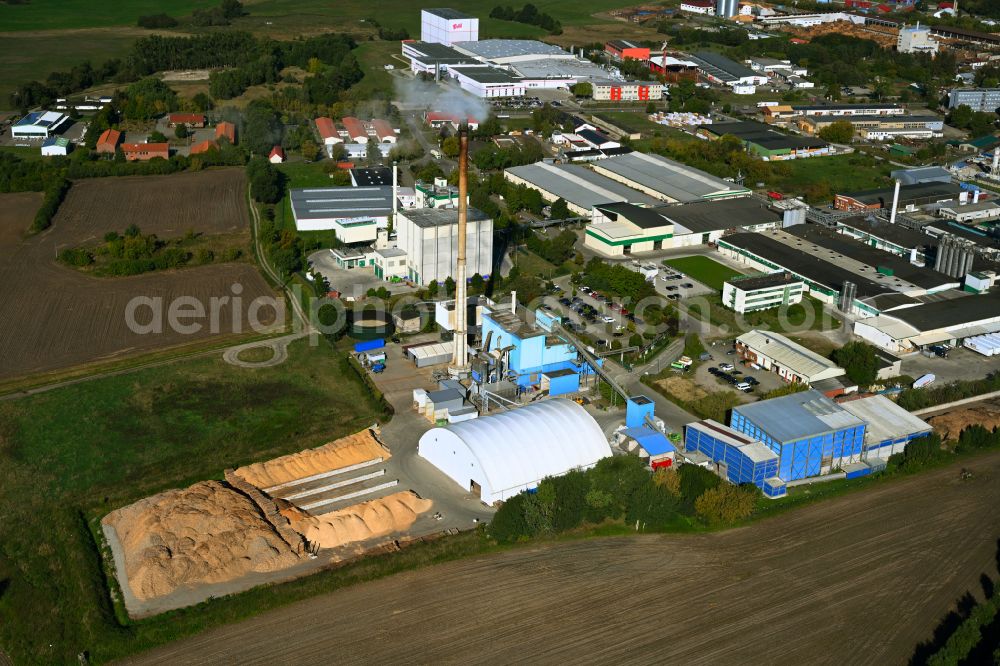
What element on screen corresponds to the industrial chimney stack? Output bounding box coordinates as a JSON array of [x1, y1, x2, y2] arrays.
[[451, 123, 470, 371], [888, 179, 901, 226]]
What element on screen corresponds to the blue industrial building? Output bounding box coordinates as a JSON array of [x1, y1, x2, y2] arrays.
[[621, 425, 677, 469], [730, 389, 866, 481], [684, 420, 786, 498], [839, 395, 932, 459], [477, 301, 599, 392]]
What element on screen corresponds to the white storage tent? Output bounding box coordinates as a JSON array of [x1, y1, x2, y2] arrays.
[[418, 399, 612, 504]]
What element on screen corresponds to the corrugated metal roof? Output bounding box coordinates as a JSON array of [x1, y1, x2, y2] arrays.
[[290, 186, 394, 220], [593, 152, 748, 202], [687, 420, 777, 463], [735, 389, 864, 444], [622, 426, 676, 456], [839, 395, 930, 445], [454, 39, 568, 60], [506, 162, 660, 210], [737, 330, 844, 380]]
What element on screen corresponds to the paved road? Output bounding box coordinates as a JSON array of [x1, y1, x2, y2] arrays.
[[127, 451, 1000, 665]]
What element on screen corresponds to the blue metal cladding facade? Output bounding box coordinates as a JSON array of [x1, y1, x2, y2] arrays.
[[865, 429, 932, 456], [546, 371, 580, 396], [730, 408, 866, 482], [684, 425, 780, 489], [626, 397, 655, 428]]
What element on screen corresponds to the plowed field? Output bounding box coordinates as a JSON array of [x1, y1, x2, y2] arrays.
[[0, 170, 277, 382], [129, 451, 1000, 665]]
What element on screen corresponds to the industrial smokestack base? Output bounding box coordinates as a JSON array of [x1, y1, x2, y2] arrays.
[[450, 122, 470, 374]]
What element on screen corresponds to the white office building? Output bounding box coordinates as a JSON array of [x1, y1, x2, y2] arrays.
[[722, 273, 805, 314]]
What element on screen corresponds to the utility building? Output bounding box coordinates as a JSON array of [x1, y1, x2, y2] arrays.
[[839, 395, 931, 459], [736, 330, 846, 385], [418, 399, 612, 504], [729, 389, 867, 481], [684, 420, 786, 498]]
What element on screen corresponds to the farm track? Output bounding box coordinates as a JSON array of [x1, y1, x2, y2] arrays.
[[0, 170, 278, 381], [128, 451, 1000, 665]]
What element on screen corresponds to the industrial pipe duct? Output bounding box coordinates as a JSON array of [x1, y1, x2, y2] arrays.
[[451, 124, 470, 371]]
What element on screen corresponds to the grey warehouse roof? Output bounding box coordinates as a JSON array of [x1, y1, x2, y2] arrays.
[[510, 58, 610, 81], [406, 41, 476, 64], [506, 162, 661, 210], [656, 198, 780, 233], [735, 389, 865, 444], [290, 186, 393, 220], [400, 207, 490, 228], [890, 290, 1000, 331], [454, 39, 569, 60], [691, 51, 759, 82], [451, 66, 522, 84], [350, 167, 392, 187], [727, 272, 801, 291], [595, 202, 670, 229], [839, 395, 931, 445], [594, 152, 748, 202]]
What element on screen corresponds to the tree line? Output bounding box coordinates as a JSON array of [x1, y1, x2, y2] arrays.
[[10, 31, 362, 112], [489, 455, 760, 542], [489, 4, 562, 34]]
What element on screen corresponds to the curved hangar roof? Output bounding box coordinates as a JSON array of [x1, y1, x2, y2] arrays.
[[418, 399, 612, 504]]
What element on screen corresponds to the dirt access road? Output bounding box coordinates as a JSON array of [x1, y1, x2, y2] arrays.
[[129, 452, 1000, 665]]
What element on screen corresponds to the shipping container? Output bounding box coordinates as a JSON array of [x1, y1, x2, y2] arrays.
[[354, 338, 385, 353]]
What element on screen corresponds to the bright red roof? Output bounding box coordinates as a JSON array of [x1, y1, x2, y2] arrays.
[[168, 113, 205, 124], [341, 116, 368, 140], [315, 117, 337, 140], [371, 119, 395, 140], [97, 128, 122, 148], [269, 145, 285, 159], [215, 122, 235, 143], [190, 140, 218, 155], [122, 143, 169, 155]]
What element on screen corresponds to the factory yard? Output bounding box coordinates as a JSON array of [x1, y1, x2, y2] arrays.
[[130, 449, 1000, 665], [0, 170, 276, 384]]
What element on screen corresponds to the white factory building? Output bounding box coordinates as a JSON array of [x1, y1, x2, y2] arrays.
[[418, 399, 613, 504], [447, 65, 526, 98], [395, 207, 494, 286], [421, 8, 478, 46], [289, 186, 394, 241], [11, 110, 71, 139]]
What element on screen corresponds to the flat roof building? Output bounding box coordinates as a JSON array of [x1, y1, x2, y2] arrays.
[[854, 290, 1000, 352], [688, 51, 767, 86], [723, 272, 805, 313], [840, 395, 931, 459], [402, 41, 477, 75], [11, 111, 70, 139], [585, 202, 674, 256], [396, 207, 493, 285], [421, 8, 478, 46], [350, 167, 393, 187], [730, 389, 866, 480], [289, 186, 394, 241], [656, 198, 782, 246], [834, 182, 963, 212], [684, 420, 784, 498]]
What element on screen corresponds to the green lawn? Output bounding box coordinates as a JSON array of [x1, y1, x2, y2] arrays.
[[662, 256, 745, 291], [0, 0, 221, 31], [767, 153, 894, 203], [0, 339, 387, 663], [686, 293, 841, 337], [0, 30, 141, 109]]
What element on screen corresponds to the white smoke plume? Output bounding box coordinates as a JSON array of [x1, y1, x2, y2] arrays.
[[393, 74, 490, 121]]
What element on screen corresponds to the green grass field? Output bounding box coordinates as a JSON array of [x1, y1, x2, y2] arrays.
[[0, 339, 387, 663], [662, 256, 745, 291], [0, 0, 221, 31], [0, 29, 142, 108], [767, 153, 894, 203]]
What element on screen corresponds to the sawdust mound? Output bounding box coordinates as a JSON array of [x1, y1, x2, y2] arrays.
[[288, 491, 432, 550], [927, 401, 1000, 441], [103, 481, 302, 601], [234, 429, 390, 490]]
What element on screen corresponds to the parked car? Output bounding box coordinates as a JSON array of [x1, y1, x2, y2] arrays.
[[681, 282, 694, 289], [736, 381, 753, 393], [559, 297, 572, 306], [744, 376, 759, 386], [719, 362, 734, 372], [601, 315, 615, 323], [708, 367, 721, 375]]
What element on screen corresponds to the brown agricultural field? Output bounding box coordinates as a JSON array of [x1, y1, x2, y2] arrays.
[[0, 170, 279, 384], [130, 451, 1000, 665]]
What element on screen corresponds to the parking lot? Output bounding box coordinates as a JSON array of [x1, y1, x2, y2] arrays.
[[308, 249, 419, 299]]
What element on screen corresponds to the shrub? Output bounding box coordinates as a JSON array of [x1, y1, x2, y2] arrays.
[[30, 178, 70, 233], [695, 484, 759, 526]]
